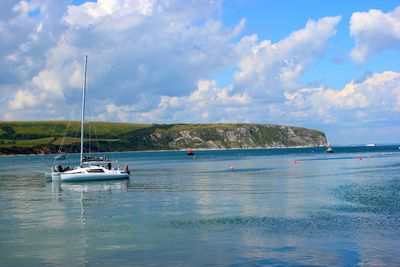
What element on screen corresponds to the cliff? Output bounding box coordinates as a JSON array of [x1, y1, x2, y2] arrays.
[[134, 124, 327, 150], [0, 122, 328, 154]]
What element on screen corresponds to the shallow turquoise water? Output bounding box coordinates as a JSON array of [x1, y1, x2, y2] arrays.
[[1, 146, 400, 266]]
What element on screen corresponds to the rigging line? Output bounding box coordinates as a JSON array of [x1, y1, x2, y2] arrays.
[[85, 56, 99, 157], [83, 61, 102, 156], [84, 74, 101, 156], [87, 104, 94, 155], [58, 120, 73, 151], [86, 108, 102, 155], [57, 78, 86, 158], [92, 120, 101, 154], [58, 89, 83, 156], [80, 54, 88, 164], [49, 56, 89, 169], [48, 95, 80, 167], [85, 75, 93, 156], [87, 119, 91, 156], [46, 120, 61, 168], [105, 122, 113, 155]]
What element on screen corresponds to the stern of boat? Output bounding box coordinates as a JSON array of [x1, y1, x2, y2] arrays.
[[51, 170, 61, 181]]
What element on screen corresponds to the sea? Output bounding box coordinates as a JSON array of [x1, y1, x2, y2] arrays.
[[0, 145, 399, 266]]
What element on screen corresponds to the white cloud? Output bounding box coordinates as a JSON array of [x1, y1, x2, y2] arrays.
[[188, 80, 251, 107], [3, 5, 342, 124], [2, 0, 243, 119], [32, 70, 64, 96], [63, 0, 155, 28], [12, 0, 38, 15], [57, 0, 240, 107], [350, 7, 400, 64], [7, 71, 66, 111], [8, 89, 39, 109], [97, 79, 252, 123], [0, 0, 70, 108], [285, 71, 400, 124], [233, 16, 341, 100]]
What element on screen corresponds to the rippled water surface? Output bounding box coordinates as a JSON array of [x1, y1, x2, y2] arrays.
[[1, 146, 400, 266]]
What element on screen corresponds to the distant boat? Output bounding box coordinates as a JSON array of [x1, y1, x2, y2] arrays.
[[187, 149, 195, 156], [365, 144, 376, 147], [50, 55, 130, 182], [326, 147, 333, 153], [54, 154, 66, 160]]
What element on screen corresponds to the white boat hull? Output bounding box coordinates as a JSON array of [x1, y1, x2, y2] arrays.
[[54, 173, 129, 182], [52, 165, 129, 182]]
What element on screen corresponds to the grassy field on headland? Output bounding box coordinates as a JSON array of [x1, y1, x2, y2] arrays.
[[0, 121, 327, 155], [0, 121, 150, 154]]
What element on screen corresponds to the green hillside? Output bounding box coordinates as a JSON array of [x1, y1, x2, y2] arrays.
[[0, 121, 328, 154], [0, 121, 151, 154]]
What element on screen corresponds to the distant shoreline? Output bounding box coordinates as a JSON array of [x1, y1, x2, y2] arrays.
[[0, 145, 327, 157], [2, 144, 400, 157]]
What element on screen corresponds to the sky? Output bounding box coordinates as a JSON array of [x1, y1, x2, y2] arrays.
[[1, 0, 400, 145]]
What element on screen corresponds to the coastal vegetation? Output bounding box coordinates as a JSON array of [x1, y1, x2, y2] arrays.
[[0, 121, 328, 155]]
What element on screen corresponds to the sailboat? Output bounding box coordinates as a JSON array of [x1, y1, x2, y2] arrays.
[[326, 142, 333, 153], [51, 55, 130, 182]]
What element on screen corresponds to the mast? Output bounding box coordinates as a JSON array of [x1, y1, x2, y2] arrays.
[[80, 55, 88, 165]]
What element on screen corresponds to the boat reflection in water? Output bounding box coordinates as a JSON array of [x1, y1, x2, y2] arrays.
[[51, 179, 129, 224], [51, 179, 129, 195]]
